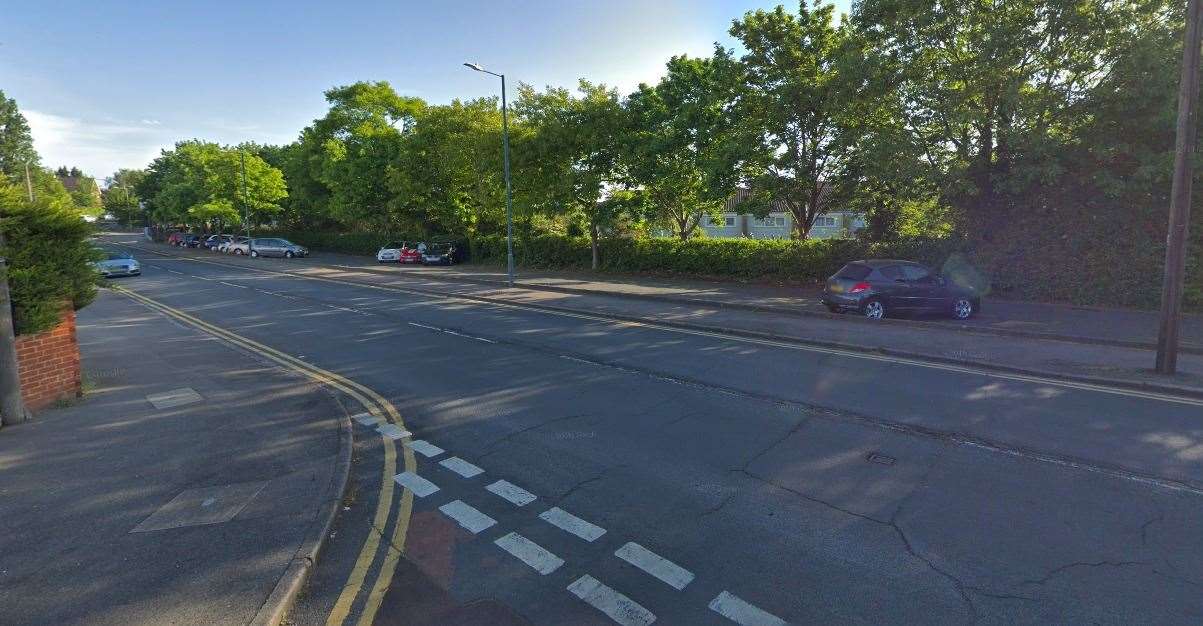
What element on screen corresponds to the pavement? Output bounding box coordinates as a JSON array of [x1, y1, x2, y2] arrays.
[[0, 289, 349, 625], [82, 233, 1203, 624]]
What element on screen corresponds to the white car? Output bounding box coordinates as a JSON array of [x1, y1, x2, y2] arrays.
[[223, 236, 251, 255]]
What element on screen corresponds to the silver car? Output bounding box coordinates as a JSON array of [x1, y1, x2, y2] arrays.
[[224, 236, 251, 254], [249, 238, 308, 258], [94, 252, 141, 277]]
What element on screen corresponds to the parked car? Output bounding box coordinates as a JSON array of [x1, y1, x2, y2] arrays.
[[421, 242, 460, 266], [376, 241, 405, 263], [181, 233, 204, 248], [93, 252, 141, 277], [821, 259, 979, 320], [203, 234, 233, 250], [225, 236, 251, 255], [249, 238, 308, 258], [401, 242, 425, 264], [166, 232, 185, 246]]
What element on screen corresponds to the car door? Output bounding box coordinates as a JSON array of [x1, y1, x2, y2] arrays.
[[899, 264, 942, 311], [875, 265, 915, 310]]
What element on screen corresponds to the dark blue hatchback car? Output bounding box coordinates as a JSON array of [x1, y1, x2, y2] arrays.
[[822, 259, 980, 320]]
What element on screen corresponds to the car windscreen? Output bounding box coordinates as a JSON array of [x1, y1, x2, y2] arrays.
[[835, 263, 871, 280], [106, 253, 130, 260]]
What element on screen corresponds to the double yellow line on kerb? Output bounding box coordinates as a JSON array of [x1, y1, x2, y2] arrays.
[[113, 285, 414, 626]]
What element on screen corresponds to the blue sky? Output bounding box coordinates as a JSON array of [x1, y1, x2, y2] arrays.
[[0, 1, 851, 180]]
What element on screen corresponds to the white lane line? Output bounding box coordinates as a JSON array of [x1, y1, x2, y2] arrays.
[[393, 472, 439, 497], [405, 439, 445, 458], [708, 591, 787, 626], [165, 269, 184, 275], [438, 500, 496, 534], [351, 412, 384, 426], [442, 328, 496, 343], [376, 423, 412, 440], [539, 507, 606, 542], [439, 456, 484, 478], [494, 532, 564, 575], [614, 542, 694, 590], [408, 321, 440, 331], [486, 480, 537, 506], [567, 575, 656, 626], [219, 281, 248, 289]]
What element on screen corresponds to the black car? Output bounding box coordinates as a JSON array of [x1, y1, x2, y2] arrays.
[[181, 233, 204, 248], [822, 260, 979, 320], [421, 242, 461, 266]]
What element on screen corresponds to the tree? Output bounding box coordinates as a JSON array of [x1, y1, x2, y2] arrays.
[[141, 141, 287, 231], [0, 91, 38, 178], [728, 2, 855, 239], [70, 175, 101, 214], [624, 51, 743, 240], [517, 81, 628, 268], [291, 82, 425, 230], [104, 168, 148, 226]]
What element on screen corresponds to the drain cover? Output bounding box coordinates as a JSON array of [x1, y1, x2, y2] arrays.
[[866, 452, 897, 466], [132, 481, 267, 532]]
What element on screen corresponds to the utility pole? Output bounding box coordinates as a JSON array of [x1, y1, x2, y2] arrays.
[[1155, 0, 1203, 374], [0, 231, 27, 427], [464, 62, 515, 287]]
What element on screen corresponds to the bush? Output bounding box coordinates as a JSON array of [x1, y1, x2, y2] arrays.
[[1, 182, 99, 335]]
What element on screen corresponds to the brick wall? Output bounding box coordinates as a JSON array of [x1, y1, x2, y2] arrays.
[[14, 308, 82, 412]]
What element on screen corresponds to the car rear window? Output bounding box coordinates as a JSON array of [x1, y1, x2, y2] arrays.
[[835, 263, 871, 280]]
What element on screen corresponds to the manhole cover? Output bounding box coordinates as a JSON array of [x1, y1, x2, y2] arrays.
[[132, 481, 267, 532], [145, 387, 203, 409]]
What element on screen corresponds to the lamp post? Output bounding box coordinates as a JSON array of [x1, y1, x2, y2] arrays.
[[464, 62, 515, 287]]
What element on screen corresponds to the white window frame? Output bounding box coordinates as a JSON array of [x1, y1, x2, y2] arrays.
[[814, 216, 838, 228], [754, 215, 786, 228]]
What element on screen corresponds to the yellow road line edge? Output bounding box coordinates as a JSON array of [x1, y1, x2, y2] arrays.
[[111, 285, 416, 625]]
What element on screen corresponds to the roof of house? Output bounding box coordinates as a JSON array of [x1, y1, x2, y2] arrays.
[[722, 184, 835, 214]]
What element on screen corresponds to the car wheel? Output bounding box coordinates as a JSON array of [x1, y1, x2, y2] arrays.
[[862, 299, 886, 320], [236, 249, 244, 255], [952, 297, 975, 320], [250, 250, 259, 258], [285, 251, 294, 258]]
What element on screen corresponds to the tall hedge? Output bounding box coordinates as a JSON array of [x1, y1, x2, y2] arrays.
[[1, 182, 99, 335]]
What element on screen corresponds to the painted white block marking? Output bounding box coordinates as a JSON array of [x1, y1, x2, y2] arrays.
[[439, 456, 484, 478], [539, 507, 606, 542], [707, 591, 787, 626], [146, 387, 203, 409], [393, 472, 439, 498], [494, 532, 563, 575], [567, 575, 656, 626], [614, 542, 694, 590], [486, 480, 537, 506], [405, 439, 445, 458], [376, 423, 412, 440], [438, 500, 496, 534], [351, 412, 383, 426]]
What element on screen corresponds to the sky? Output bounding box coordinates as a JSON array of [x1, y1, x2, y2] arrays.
[[0, 1, 851, 182]]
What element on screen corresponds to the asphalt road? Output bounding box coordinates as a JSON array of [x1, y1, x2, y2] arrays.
[[101, 238, 1203, 625]]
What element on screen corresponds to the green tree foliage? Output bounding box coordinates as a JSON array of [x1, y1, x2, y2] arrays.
[[103, 168, 148, 226], [0, 90, 38, 177], [624, 51, 742, 240], [516, 81, 628, 268], [726, 1, 855, 239], [140, 141, 286, 230], [0, 173, 98, 335]]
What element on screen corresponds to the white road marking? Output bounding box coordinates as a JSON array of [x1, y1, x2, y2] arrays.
[[439, 456, 484, 478], [494, 532, 564, 574], [438, 500, 496, 534], [351, 412, 384, 426], [408, 321, 441, 331], [539, 507, 606, 542], [408, 321, 495, 343], [376, 423, 412, 440], [708, 591, 787, 626], [393, 472, 439, 497], [405, 439, 445, 458], [614, 542, 694, 590], [219, 281, 247, 289], [567, 575, 656, 626], [486, 480, 537, 506], [166, 269, 183, 275]]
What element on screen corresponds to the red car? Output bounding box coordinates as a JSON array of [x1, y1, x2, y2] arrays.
[[378, 241, 425, 264], [399, 244, 424, 264], [166, 232, 185, 246]]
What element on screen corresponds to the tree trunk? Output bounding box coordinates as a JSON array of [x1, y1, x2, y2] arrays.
[[590, 222, 600, 270]]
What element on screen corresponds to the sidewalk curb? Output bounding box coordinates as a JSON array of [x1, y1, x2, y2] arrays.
[[249, 400, 354, 626], [116, 241, 1203, 401]]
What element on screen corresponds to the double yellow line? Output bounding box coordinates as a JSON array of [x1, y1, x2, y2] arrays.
[[113, 285, 415, 626]]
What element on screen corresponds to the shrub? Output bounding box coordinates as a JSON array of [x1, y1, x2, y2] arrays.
[[1, 182, 99, 335]]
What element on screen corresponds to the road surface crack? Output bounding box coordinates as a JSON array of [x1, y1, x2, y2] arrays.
[[479, 413, 592, 457], [1021, 560, 1143, 586]]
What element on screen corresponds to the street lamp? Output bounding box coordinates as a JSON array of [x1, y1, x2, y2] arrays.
[[464, 61, 515, 287]]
